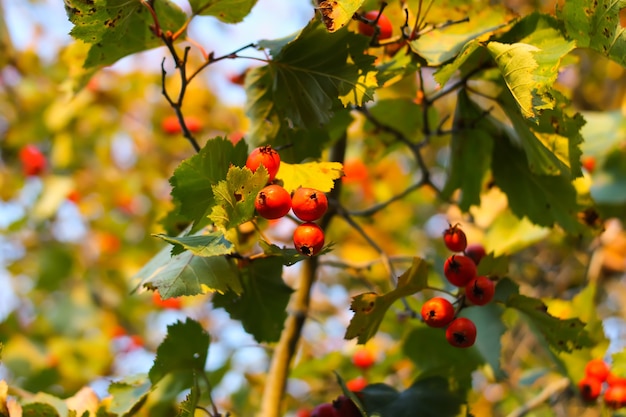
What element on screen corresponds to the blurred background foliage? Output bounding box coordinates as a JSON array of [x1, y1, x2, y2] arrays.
[[0, 0, 625, 416]]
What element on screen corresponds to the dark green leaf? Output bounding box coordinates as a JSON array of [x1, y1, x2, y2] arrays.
[[212, 257, 293, 343], [460, 305, 507, 379], [476, 253, 509, 277], [65, 0, 187, 68], [434, 41, 491, 86], [209, 165, 268, 230], [491, 133, 584, 233], [441, 89, 494, 210], [188, 0, 257, 23], [246, 19, 377, 143], [149, 319, 210, 384], [107, 375, 151, 417], [345, 257, 429, 344], [154, 232, 234, 257], [22, 403, 60, 417], [258, 241, 307, 266], [133, 244, 242, 297], [170, 137, 248, 231], [557, 0, 626, 66]]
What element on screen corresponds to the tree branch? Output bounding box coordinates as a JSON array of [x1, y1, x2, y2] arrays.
[[505, 377, 570, 417]]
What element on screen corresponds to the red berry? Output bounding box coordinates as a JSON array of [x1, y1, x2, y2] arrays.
[[445, 317, 477, 348], [184, 116, 203, 133], [161, 115, 182, 135], [607, 372, 626, 387], [296, 409, 312, 417], [311, 403, 338, 417], [19, 145, 47, 176], [465, 276, 495, 306], [152, 291, 182, 310], [352, 348, 375, 369], [246, 146, 281, 182], [582, 156, 596, 173], [293, 222, 325, 257], [358, 11, 393, 40], [578, 375, 603, 402], [255, 184, 291, 220], [443, 255, 477, 287], [346, 376, 368, 392], [584, 359, 610, 382], [465, 243, 486, 266], [604, 384, 626, 409], [443, 224, 467, 252], [292, 187, 329, 221], [421, 297, 455, 328], [332, 395, 360, 417]]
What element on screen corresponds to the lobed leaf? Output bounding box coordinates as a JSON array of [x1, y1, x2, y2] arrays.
[[149, 319, 210, 384], [212, 257, 293, 343], [345, 257, 428, 344], [107, 375, 151, 416], [277, 161, 343, 193], [65, 0, 187, 68], [153, 232, 234, 257]]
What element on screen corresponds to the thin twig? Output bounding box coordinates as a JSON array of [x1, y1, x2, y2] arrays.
[[348, 182, 424, 217], [505, 377, 570, 417]]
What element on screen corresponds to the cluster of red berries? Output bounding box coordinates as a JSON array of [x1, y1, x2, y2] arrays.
[[246, 146, 328, 257], [420, 224, 491, 348], [578, 358, 626, 409]]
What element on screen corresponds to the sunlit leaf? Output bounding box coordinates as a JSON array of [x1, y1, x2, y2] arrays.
[[345, 257, 428, 344], [133, 244, 242, 297], [318, 0, 365, 32], [149, 319, 210, 384], [153, 232, 234, 257], [246, 19, 377, 143], [189, 0, 257, 23], [176, 384, 199, 417], [277, 161, 343, 193], [65, 0, 187, 68], [212, 257, 292, 343], [107, 375, 151, 416], [208, 165, 268, 230], [558, 0, 626, 66], [170, 137, 248, 231], [410, 7, 509, 66], [433, 40, 490, 86]]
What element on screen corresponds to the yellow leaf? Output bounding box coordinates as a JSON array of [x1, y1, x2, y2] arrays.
[[276, 161, 343, 193], [318, 0, 365, 33]]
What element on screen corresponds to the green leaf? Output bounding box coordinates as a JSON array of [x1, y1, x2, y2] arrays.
[[212, 257, 293, 343], [403, 325, 484, 395], [65, 0, 187, 68], [434, 41, 491, 86], [366, 99, 424, 145], [491, 133, 584, 234], [580, 110, 626, 156], [557, 0, 626, 66], [410, 6, 509, 66], [277, 161, 343, 193], [246, 19, 377, 143], [153, 232, 234, 257], [345, 257, 429, 344], [460, 305, 507, 379], [475, 253, 509, 277], [107, 375, 151, 417], [133, 244, 242, 297], [361, 377, 464, 417], [208, 165, 268, 230], [188, 0, 257, 23], [591, 148, 626, 204], [21, 403, 61, 417], [318, 0, 365, 32], [612, 351, 626, 379], [441, 89, 494, 210], [486, 16, 575, 119], [149, 318, 210, 384], [504, 291, 593, 353], [170, 137, 248, 231], [176, 384, 199, 417], [258, 241, 307, 266]]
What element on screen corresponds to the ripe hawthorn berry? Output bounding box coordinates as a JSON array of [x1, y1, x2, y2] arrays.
[[578, 375, 603, 402], [608, 372, 626, 387], [332, 395, 360, 417], [585, 358, 610, 382], [292, 187, 329, 221], [604, 384, 626, 409], [352, 348, 375, 370], [152, 291, 182, 310], [443, 255, 477, 287], [346, 376, 368, 392], [358, 11, 393, 40], [443, 224, 467, 252], [293, 222, 325, 257], [246, 145, 281, 182], [445, 317, 477, 348], [255, 184, 291, 220], [465, 243, 486, 266], [465, 276, 495, 306], [310, 403, 338, 417], [421, 297, 455, 328], [19, 145, 47, 176], [161, 115, 182, 135]]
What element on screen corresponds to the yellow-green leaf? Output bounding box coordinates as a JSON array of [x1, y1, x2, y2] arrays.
[[276, 161, 343, 193], [318, 0, 365, 33]]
